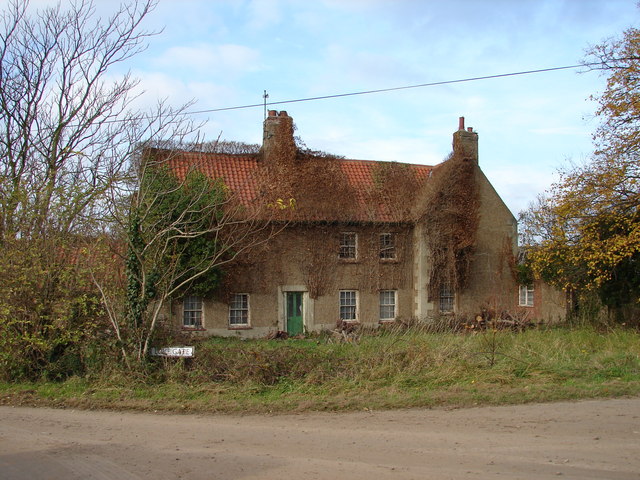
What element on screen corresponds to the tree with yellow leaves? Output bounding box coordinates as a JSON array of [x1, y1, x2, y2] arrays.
[[521, 27, 640, 320]]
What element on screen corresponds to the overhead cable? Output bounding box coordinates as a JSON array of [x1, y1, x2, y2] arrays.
[[184, 62, 601, 116]]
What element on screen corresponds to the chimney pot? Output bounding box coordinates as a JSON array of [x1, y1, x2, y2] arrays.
[[467, 127, 473, 132], [268, 110, 277, 117], [458, 116, 465, 131], [278, 111, 288, 117]]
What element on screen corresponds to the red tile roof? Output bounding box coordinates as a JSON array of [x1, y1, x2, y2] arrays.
[[339, 159, 433, 222], [340, 158, 432, 189], [163, 150, 435, 223], [167, 152, 260, 205]]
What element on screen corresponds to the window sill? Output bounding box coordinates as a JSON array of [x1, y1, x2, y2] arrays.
[[379, 258, 398, 264], [379, 319, 396, 323], [338, 259, 359, 264], [182, 326, 206, 331], [228, 325, 252, 330]]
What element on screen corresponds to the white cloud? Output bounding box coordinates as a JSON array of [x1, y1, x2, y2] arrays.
[[484, 165, 562, 215], [530, 126, 591, 136], [153, 44, 261, 76], [246, 0, 284, 31], [127, 71, 239, 115]]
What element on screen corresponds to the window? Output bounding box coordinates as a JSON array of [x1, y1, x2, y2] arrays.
[[229, 293, 250, 327], [183, 295, 203, 328], [519, 285, 534, 307], [379, 233, 396, 260], [439, 283, 454, 313], [339, 232, 357, 259], [379, 290, 397, 321], [339, 290, 358, 321]]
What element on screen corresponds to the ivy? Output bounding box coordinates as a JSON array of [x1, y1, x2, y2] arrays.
[[126, 166, 227, 321]]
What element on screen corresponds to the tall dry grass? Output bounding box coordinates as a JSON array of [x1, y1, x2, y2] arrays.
[[1, 323, 638, 413]]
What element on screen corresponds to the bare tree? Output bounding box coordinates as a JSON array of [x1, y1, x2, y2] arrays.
[[0, 0, 206, 377], [0, 0, 167, 240], [0, 0, 288, 374], [100, 150, 286, 363]]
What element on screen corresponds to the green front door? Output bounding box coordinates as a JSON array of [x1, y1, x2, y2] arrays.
[[286, 292, 304, 335]]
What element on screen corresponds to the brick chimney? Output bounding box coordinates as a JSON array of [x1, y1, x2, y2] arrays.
[[261, 110, 296, 163], [452, 116, 478, 163]]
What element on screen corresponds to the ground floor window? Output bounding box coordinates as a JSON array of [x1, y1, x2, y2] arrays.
[[379, 290, 397, 321], [439, 283, 454, 313], [229, 293, 250, 327], [519, 284, 534, 307], [339, 290, 358, 321], [183, 295, 203, 328]]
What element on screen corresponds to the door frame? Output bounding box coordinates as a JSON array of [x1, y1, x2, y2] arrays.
[[285, 291, 304, 335], [278, 285, 313, 334]]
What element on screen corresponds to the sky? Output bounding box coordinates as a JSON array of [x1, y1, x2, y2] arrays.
[[13, 0, 640, 215]]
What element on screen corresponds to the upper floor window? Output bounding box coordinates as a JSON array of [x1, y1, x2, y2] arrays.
[[229, 293, 250, 327], [519, 285, 534, 307], [379, 233, 396, 260], [439, 283, 454, 313], [183, 295, 203, 328], [339, 232, 357, 259], [379, 290, 397, 321]]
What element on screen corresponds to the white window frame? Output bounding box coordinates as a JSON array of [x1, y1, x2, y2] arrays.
[[182, 295, 203, 328], [379, 290, 397, 321], [379, 233, 396, 260], [339, 290, 358, 322], [439, 283, 454, 313], [519, 284, 534, 307], [229, 293, 250, 327], [339, 232, 357, 259]]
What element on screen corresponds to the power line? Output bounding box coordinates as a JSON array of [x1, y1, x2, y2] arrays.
[[184, 62, 598, 116], [92, 61, 600, 125]]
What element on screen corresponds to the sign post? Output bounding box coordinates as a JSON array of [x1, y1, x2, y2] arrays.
[[150, 346, 194, 358]]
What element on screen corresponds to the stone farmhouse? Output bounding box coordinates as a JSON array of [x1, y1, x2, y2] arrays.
[[163, 111, 565, 337]]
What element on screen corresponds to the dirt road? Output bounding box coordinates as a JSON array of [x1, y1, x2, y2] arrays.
[[1, 398, 639, 479]]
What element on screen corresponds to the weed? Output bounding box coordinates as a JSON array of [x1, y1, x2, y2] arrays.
[[1, 324, 639, 413]]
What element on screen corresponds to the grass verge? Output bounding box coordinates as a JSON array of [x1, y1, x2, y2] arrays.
[[1, 324, 639, 414]]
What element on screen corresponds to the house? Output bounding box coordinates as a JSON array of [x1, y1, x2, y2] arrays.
[[164, 111, 566, 337]]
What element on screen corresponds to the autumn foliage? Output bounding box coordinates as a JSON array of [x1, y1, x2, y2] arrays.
[[521, 26, 640, 318], [416, 153, 480, 300]]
